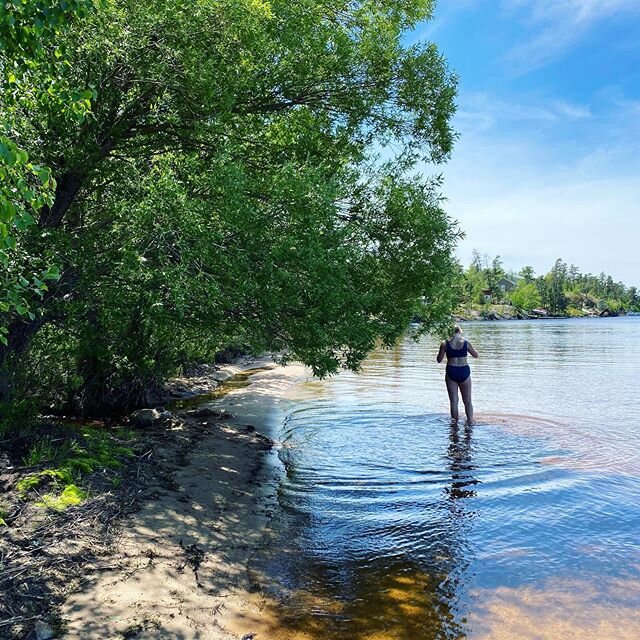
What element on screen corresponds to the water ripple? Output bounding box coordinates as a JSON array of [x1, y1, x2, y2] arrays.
[[253, 318, 640, 639]]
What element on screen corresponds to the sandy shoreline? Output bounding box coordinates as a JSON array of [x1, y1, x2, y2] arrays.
[[61, 359, 308, 639]]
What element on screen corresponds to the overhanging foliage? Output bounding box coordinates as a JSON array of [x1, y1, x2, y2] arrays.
[[1, 0, 460, 415]]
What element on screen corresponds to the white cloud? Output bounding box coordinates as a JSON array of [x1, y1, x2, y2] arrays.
[[435, 94, 640, 283], [501, 0, 640, 73], [552, 100, 592, 119], [456, 92, 592, 134]]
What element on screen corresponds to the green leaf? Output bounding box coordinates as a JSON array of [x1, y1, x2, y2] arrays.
[[44, 265, 61, 280], [15, 149, 29, 164], [0, 142, 16, 166], [34, 165, 52, 186], [0, 201, 16, 222]]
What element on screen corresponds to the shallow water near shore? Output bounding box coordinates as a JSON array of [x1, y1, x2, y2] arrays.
[[248, 317, 640, 639]]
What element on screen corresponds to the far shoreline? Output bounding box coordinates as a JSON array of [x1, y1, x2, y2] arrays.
[[453, 306, 635, 323]]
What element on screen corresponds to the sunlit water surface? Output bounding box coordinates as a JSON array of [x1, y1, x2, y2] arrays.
[[251, 318, 640, 639]]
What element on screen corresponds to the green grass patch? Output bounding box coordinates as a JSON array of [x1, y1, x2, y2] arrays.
[[22, 437, 58, 466], [36, 484, 87, 510], [16, 424, 135, 511], [17, 468, 74, 494], [17, 474, 43, 493]]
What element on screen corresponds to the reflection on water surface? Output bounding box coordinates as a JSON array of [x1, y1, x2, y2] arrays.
[[249, 318, 640, 638]]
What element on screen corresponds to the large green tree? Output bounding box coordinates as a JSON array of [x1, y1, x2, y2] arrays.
[[1, 1, 98, 345], [1, 0, 460, 414], [509, 281, 541, 313], [543, 258, 568, 315]]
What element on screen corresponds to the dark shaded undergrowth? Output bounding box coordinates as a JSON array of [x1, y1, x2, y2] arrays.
[[0, 414, 197, 639]]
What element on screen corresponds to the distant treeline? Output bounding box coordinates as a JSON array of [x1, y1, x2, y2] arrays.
[[460, 251, 640, 316]]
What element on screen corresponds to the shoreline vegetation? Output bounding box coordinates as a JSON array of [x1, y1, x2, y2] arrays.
[[0, 0, 460, 425], [1, 4, 463, 633], [1, 3, 463, 631], [1, 359, 301, 640]]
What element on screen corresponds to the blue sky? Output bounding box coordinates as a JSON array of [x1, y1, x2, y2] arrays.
[[413, 0, 640, 284]]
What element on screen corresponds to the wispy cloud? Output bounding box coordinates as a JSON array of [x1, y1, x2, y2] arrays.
[[439, 91, 640, 283], [501, 0, 640, 73], [413, 0, 479, 42], [552, 100, 592, 119], [456, 92, 592, 134]]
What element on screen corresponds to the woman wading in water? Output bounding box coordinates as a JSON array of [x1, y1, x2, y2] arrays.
[[437, 325, 479, 424]]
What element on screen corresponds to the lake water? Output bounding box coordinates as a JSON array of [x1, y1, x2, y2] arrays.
[[251, 317, 640, 639]]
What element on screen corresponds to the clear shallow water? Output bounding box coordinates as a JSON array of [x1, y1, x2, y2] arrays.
[[252, 318, 640, 639]]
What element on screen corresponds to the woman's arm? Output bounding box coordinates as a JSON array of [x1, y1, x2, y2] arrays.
[[436, 341, 446, 363], [467, 342, 479, 358]]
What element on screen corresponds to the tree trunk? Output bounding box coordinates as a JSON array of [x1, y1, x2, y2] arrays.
[[39, 172, 83, 228], [0, 316, 47, 404], [1, 171, 84, 405]]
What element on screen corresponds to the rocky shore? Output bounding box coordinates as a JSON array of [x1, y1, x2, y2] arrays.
[[454, 304, 624, 322]]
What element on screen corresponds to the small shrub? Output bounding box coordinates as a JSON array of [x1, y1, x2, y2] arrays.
[[66, 457, 99, 474], [0, 398, 38, 438]]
